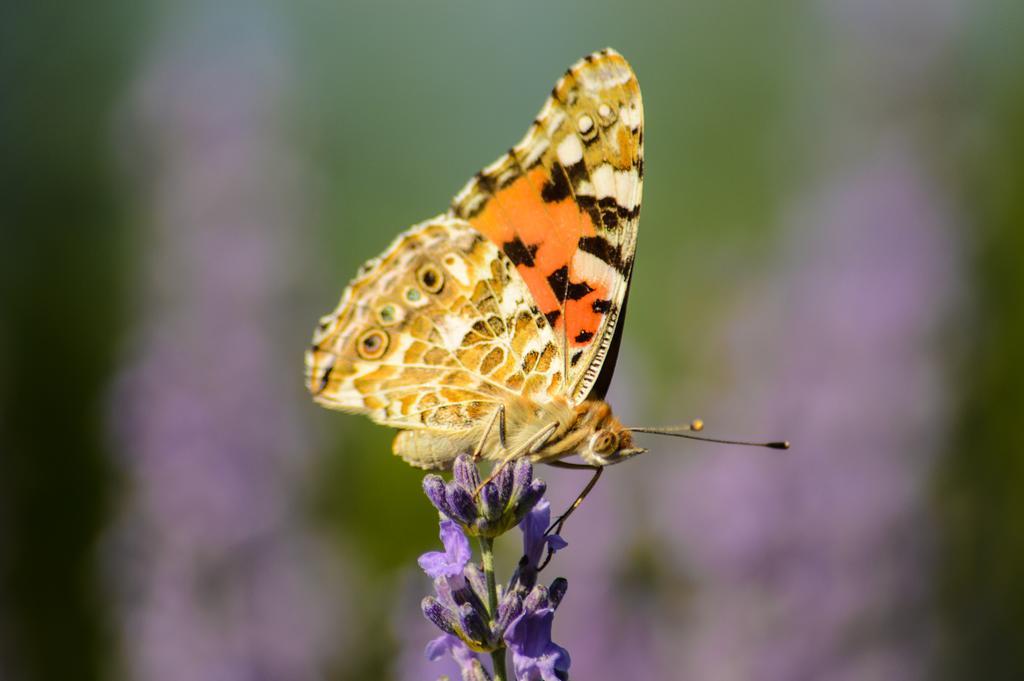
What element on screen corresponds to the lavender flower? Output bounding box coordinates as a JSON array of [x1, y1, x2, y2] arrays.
[[420, 458, 572, 681], [423, 455, 547, 538]]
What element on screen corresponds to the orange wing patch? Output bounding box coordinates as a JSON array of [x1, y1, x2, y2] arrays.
[[450, 48, 644, 403], [469, 166, 610, 349]]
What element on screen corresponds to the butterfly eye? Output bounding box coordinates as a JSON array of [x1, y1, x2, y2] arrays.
[[356, 329, 389, 359], [592, 430, 619, 455], [417, 263, 445, 293], [376, 303, 400, 325]]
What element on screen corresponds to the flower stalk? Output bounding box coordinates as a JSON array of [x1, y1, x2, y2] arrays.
[[479, 536, 507, 681]]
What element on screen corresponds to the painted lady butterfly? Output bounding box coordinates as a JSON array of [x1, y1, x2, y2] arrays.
[[306, 49, 647, 472]]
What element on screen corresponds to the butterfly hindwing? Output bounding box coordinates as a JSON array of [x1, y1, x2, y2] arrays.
[[450, 48, 643, 404], [305, 217, 567, 468]]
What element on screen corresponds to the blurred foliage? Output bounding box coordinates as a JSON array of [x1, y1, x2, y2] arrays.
[[938, 2, 1024, 679], [0, 3, 144, 680]]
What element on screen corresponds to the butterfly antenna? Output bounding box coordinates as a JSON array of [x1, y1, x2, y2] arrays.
[[629, 419, 790, 450]]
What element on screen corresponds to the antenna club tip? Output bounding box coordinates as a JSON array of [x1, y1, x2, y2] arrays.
[[690, 419, 704, 432], [769, 441, 791, 450]]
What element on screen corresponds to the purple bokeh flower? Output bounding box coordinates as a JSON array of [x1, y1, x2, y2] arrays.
[[105, 8, 347, 680], [655, 141, 958, 681]]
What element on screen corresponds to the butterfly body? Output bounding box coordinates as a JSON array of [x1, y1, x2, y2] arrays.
[[391, 396, 640, 470], [307, 49, 644, 471]]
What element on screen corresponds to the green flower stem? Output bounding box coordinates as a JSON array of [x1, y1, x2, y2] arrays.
[[479, 536, 507, 681]]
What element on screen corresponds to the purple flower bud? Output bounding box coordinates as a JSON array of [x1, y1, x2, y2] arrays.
[[480, 481, 502, 521], [446, 481, 478, 525], [452, 453, 481, 491], [513, 479, 547, 520], [510, 553, 537, 592], [494, 460, 515, 507], [423, 474, 452, 517], [497, 590, 524, 633], [509, 458, 533, 503], [420, 457, 556, 539], [451, 580, 488, 623], [464, 562, 489, 604], [548, 578, 567, 609], [432, 575, 455, 608], [523, 584, 550, 613], [457, 603, 490, 647], [422, 596, 459, 636]]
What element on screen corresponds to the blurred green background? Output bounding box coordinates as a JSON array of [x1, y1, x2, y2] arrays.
[[2, 1, 1023, 679]]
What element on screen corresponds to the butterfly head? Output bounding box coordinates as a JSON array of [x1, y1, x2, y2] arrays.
[[583, 427, 645, 466], [573, 400, 645, 466]]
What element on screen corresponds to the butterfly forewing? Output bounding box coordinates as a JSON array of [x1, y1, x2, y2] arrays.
[[450, 48, 643, 404]]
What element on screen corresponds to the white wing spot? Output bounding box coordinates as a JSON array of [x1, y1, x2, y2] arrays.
[[592, 164, 615, 199], [591, 164, 639, 209], [620, 100, 642, 130], [572, 249, 623, 287], [437, 316, 476, 349], [557, 134, 584, 166], [577, 114, 594, 134], [442, 253, 471, 286]]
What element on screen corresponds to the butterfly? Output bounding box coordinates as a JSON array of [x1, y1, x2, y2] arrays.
[[306, 48, 784, 496]]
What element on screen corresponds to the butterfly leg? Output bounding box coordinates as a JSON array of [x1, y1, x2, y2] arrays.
[[542, 460, 603, 542], [471, 405, 507, 461], [473, 421, 559, 497]]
